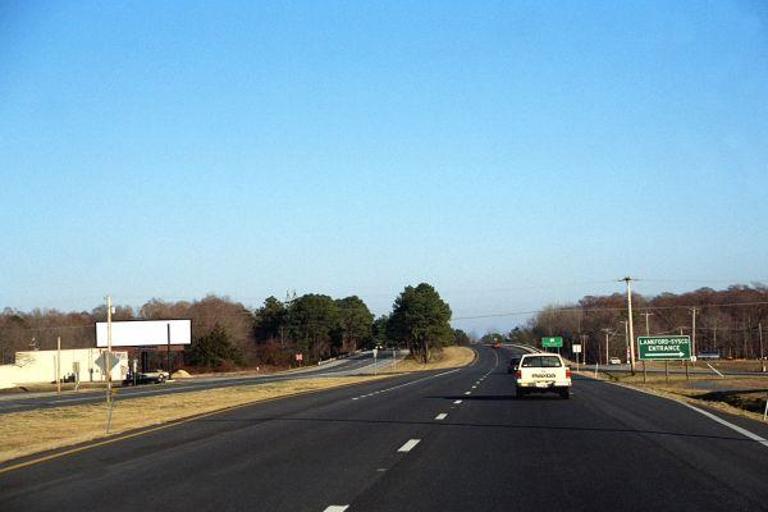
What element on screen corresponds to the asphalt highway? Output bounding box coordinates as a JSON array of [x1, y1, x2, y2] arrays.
[[2, 346, 768, 511], [0, 351, 398, 415]]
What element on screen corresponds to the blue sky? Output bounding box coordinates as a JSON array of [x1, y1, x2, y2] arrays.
[[1, 1, 766, 334]]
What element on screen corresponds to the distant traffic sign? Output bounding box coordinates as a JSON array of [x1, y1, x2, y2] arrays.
[[572, 344, 582, 354], [638, 336, 691, 361], [95, 351, 120, 373], [541, 336, 563, 348]]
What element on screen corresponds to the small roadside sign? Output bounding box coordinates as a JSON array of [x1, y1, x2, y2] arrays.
[[372, 348, 379, 358], [295, 353, 303, 362], [638, 336, 692, 361], [572, 344, 582, 354], [541, 336, 563, 348], [95, 351, 120, 373]]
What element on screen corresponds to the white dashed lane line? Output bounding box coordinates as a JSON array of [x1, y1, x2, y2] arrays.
[[453, 400, 462, 404], [464, 391, 471, 395], [398, 439, 421, 453], [435, 413, 448, 421], [323, 506, 349, 512], [351, 369, 462, 401]]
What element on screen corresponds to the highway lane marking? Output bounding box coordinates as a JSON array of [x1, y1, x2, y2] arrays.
[[398, 439, 421, 453], [453, 400, 462, 404], [435, 413, 448, 421], [588, 374, 768, 449], [680, 402, 768, 448], [351, 368, 462, 400], [323, 506, 349, 512], [464, 391, 471, 395], [0, 378, 397, 476]]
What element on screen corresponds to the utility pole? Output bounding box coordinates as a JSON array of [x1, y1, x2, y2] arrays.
[[602, 328, 611, 364], [622, 321, 629, 367], [106, 295, 113, 405], [56, 335, 62, 395], [760, 322, 765, 373], [641, 312, 653, 336], [639, 311, 653, 383], [166, 323, 172, 377], [621, 277, 636, 374], [690, 307, 698, 365]]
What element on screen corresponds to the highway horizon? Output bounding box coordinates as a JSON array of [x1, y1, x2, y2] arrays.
[[2, 345, 768, 511]]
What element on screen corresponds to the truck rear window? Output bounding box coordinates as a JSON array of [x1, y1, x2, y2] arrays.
[[521, 356, 562, 368]]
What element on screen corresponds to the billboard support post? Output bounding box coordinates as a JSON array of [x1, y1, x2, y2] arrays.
[[105, 295, 114, 435], [56, 336, 61, 395], [106, 296, 112, 404], [167, 323, 171, 377]]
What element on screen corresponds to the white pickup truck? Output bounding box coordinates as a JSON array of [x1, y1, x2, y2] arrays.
[[514, 353, 572, 399]]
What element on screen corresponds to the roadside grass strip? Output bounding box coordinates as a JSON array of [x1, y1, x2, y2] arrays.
[[382, 346, 476, 373], [0, 376, 386, 466]]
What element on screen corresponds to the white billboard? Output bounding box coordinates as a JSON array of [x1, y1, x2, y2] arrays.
[[96, 320, 191, 347]]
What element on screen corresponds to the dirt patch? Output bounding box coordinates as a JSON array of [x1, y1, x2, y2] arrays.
[[0, 375, 386, 465]]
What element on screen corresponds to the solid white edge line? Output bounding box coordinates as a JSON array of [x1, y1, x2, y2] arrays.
[[680, 402, 768, 448], [398, 439, 421, 453], [588, 374, 768, 449], [435, 413, 448, 420], [323, 506, 349, 512]]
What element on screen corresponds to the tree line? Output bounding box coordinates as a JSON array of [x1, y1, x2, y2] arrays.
[[502, 284, 768, 362], [0, 283, 468, 369]]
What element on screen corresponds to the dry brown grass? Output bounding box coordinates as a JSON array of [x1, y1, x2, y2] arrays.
[[385, 346, 476, 373], [0, 375, 385, 464]]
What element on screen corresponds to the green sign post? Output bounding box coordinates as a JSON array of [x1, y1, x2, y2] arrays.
[[541, 336, 563, 348], [638, 335, 692, 361]]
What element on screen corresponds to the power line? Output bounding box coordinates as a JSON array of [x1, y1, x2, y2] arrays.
[[452, 300, 768, 321]]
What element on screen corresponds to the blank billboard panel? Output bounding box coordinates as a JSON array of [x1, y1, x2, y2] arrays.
[[96, 320, 192, 347]]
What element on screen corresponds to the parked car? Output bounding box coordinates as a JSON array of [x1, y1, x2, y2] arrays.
[[124, 370, 170, 386], [609, 357, 621, 365], [514, 353, 571, 399]]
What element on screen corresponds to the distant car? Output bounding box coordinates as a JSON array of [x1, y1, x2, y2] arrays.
[[507, 357, 521, 374], [609, 357, 621, 365], [124, 370, 169, 386], [514, 353, 571, 399]]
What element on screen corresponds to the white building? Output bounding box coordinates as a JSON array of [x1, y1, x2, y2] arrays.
[[0, 348, 128, 390]]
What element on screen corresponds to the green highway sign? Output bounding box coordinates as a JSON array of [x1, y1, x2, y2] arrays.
[[638, 335, 692, 361], [541, 336, 563, 348]]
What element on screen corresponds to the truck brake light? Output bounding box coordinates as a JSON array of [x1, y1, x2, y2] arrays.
[[515, 370, 521, 379], [566, 368, 572, 379]]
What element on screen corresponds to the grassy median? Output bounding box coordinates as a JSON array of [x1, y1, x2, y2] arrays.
[[0, 376, 387, 464], [0, 347, 477, 465], [385, 346, 476, 372]]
